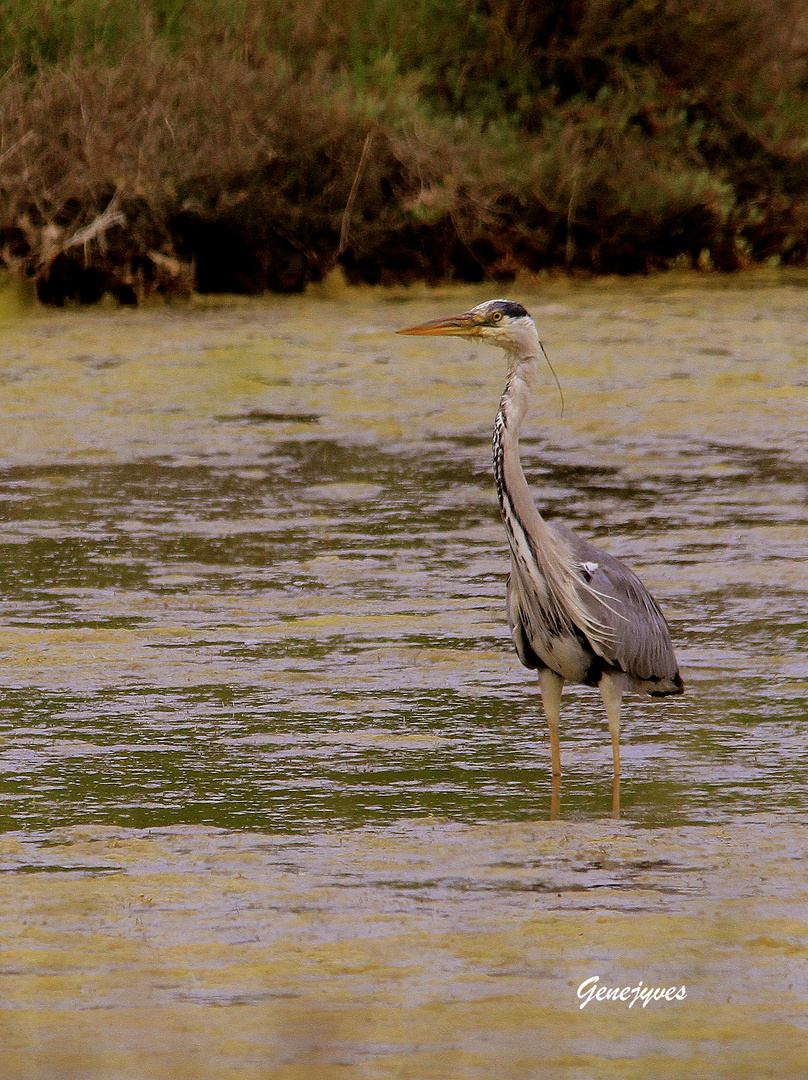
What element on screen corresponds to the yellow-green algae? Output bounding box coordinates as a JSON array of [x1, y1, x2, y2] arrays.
[[1, 820, 807, 1078], [0, 275, 806, 1075]]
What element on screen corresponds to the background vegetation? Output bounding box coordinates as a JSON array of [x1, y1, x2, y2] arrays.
[[1, 0, 807, 302]]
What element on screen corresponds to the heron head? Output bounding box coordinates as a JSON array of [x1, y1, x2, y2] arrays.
[[397, 299, 535, 351]]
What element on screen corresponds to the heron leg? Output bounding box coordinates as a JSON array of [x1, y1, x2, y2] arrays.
[[538, 668, 564, 778], [550, 773, 561, 820], [611, 774, 620, 818], [599, 672, 623, 782]]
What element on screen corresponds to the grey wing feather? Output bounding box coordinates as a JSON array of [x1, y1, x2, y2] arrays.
[[551, 521, 680, 686], [506, 571, 542, 670]]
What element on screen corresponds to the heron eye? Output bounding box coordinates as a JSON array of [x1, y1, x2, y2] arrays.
[[490, 311, 503, 322]]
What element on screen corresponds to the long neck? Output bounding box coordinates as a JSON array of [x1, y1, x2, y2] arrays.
[[491, 343, 612, 650], [492, 358, 578, 611], [491, 323, 543, 513], [492, 361, 553, 544]]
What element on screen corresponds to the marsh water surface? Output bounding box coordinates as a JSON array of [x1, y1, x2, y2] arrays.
[[0, 276, 806, 1077]]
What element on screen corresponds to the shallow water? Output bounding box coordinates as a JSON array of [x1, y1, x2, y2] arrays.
[[0, 275, 806, 1076]]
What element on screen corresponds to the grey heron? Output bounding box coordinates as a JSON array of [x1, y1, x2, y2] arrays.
[[398, 299, 683, 787]]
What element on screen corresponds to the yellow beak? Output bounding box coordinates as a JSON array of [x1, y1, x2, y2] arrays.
[[396, 312, 483, 336]]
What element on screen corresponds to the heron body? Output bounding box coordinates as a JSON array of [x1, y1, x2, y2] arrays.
[[398, 299, 683, 783]]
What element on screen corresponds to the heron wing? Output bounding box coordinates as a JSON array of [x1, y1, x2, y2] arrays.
[[550, 521, 681, 686], [506, 569, 542, 670]]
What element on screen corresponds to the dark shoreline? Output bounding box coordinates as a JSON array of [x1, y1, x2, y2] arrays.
[[2, 1, 807, 306]]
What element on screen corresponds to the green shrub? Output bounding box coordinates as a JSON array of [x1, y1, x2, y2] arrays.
[[0, 0, 806, 300]]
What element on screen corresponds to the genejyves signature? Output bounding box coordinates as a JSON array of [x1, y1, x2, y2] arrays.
[[577, 975, 687, 1009]]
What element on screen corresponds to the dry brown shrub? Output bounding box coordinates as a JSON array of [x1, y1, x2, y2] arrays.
[[0, 37, 377, 299], [2, 0, 808, 299]]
